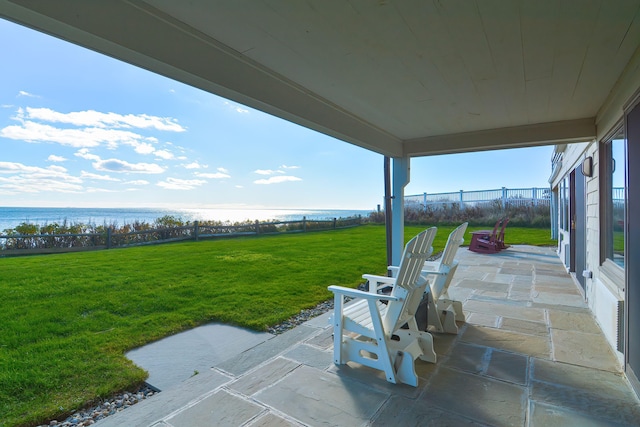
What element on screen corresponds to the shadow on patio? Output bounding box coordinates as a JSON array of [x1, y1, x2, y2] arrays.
[[97, 245, 640, 427]]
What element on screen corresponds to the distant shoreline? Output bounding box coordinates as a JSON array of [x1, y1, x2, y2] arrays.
[[0, 206, 373, 232]]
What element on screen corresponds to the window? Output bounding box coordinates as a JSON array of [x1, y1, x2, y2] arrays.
[[601, 128, 626, 268], [560, 177, 570, 232]]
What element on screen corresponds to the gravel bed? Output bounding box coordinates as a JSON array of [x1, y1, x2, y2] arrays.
[[38, 386, 157, 427]]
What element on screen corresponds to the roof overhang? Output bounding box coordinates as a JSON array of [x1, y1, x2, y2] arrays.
[[2, 0, 639, 157]]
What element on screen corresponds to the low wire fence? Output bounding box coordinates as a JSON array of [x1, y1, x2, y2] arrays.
[[405, 187, 551, 210], [0, 216, 363, 256]]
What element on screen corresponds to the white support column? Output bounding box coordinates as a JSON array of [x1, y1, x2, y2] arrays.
[[392, 157, 410, 265]]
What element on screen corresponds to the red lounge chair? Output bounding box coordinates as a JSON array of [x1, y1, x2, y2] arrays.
[[469, 218, 503, 253]]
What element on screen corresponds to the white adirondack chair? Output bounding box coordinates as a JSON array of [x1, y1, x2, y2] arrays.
[[389, 222, 468, 334], [328, 227, 437, 387]]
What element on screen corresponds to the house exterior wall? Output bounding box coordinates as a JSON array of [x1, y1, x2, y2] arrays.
[[551, 139, 624, 363], [549, 43, 640, 369]]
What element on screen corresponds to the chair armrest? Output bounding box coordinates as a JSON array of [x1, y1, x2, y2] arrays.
[[362, 273, 396, 294], [362, 273, 395, 284], [328, 285, 399, 301]]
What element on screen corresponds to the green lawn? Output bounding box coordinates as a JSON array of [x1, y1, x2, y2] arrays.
[[0, 224, 553, 426]]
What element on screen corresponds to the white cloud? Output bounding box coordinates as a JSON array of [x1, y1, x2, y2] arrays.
[[24, 107, 186, 132], [86, 187, 117, 193], [157, 177, 207, 190], [0, 161, 83, 194], [132, 142, 156, 155], [125, 180, 150, 185], [281, 164, 300, 169], [224, 101, 249, 114], [18, 91, 38, 98], [184, 161, 207, 169], [254, 175, 302, 185], [93, 158, 165, 174], [47, 154, 67, 162], [254, 169, 284, 175], [0, 120, 156, 149], [217, 167, 229, 173], [75, 149, 101, 161], [80, 171, 120, 181], [235, 185, 244, 189], [195, 172, 231, 179], [154, 150, 174, 160]]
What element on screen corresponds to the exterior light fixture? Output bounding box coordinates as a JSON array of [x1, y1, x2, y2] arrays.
[[582, 156, 593, 177]]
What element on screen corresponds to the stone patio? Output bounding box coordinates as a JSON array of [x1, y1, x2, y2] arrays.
[[96, 245, 640, 427]]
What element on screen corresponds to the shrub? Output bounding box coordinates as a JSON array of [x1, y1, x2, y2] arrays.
[[368, 200, 550, 228]]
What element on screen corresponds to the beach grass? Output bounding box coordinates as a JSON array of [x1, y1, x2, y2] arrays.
[[0, 224, 553, 426]]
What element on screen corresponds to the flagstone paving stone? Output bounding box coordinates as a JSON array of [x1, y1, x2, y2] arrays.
[[529, 401, 631, 427], [464, 299, 546, 322], [456, 279, 510, 292], [466, 312, 500, 327], [229, 357, 299, 397], [249, 413, 302, 427], [283, 343, 333, 370], [442, 342, 488, 374], [551, 328, 620, 372], [423, 367, 526, 426], [167, 390, 264, 427], [500, 317, 549, 336], [461, 324, 551, 357], [372, 395, 486, 426], [485, 349, 528, 385], [548, 310, 601, 333], [254, 365, 388, 426]]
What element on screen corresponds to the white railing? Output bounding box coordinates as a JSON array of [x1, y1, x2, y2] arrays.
[[405, 187, 551, 210]]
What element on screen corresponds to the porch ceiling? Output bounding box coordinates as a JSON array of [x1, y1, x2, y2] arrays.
[[2, 0, 640, 157]]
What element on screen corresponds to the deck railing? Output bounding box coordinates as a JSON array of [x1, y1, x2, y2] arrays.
[[0, 216, 363, 256], [405, 187, 552, 210]]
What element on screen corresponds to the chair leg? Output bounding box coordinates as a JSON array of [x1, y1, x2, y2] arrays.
[[394, 348, 419, 387], [440, 306, 459, 334], [427, 295, 445, 333], [393, 329, 437, 363], [332, 295, 345, 365], [439, 298, 465, 322]]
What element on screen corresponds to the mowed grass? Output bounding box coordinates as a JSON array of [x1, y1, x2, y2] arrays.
[[0, 224, 553, 426]]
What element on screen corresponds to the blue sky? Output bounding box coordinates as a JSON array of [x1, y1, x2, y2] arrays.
[[0, 19, 553, 211]]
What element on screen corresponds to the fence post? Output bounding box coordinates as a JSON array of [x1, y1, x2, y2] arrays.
[[194, 221, 199, 241], [502, 187, 507, 209], [303, 216, 307, 232], [333, 218, 337, 229], [532, 187, 538, 206], [255, 220, 260, 234], [459, 190, 464, 209], [423, 192, 427, 211], [107, 227, 112, 249]]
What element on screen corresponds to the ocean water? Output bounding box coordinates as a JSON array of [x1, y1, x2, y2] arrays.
[[0, 207, 373, 233]]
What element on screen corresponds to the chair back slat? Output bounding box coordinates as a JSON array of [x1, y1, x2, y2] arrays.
[[439, 222, 468, 267], [385, 227, 437, 332]]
